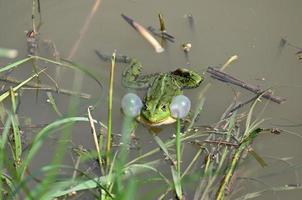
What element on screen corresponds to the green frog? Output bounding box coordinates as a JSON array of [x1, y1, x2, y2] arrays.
[[123, 59, 204, 126]]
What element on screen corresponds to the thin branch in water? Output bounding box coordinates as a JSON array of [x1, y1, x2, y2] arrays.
[[207, 66, 286, 104]]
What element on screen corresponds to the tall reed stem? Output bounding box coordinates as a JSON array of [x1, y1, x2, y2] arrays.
[[106, 51, 116, 167]]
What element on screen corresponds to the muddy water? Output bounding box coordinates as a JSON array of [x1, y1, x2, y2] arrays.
[[1, 0, 302, 199]]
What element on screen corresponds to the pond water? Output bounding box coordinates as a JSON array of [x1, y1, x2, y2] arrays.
[[1, 0, 302, 199]]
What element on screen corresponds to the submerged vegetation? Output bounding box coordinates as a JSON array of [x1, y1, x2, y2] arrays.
[[0, 0, 301, 200]]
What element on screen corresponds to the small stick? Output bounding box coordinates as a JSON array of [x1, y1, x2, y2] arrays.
[[226, 95, 260, 116], [207, 67, 286, 104]]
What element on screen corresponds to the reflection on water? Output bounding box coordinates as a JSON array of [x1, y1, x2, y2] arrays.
[[1, 0, 302, 199]]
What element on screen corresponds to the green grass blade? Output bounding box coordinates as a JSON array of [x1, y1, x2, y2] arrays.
[[0, 72, 39, 102], [20, 117, 89, 177], [50, 160, 161, 198], [46, 92, 62, 117], [0, 116, 12, 199], [127, 163, 171, 185], [10, 115, 22, 168], [153, 135, 175, 164], [30, 56, 103, 90], [0, 48, 18, 59], [175, 118, 181, 175], [187, 97, 205, 131], [249, 149, 268, 167], [171, 166, 182, 198], [120, 179, 137, 200], [0, 57, 32, 73], [9, 88, 22, 169], [106, 51, 116, 167]]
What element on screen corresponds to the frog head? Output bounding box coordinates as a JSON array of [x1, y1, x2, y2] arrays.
[[140, 100, 172, 126], [138, 75, 180, 126]]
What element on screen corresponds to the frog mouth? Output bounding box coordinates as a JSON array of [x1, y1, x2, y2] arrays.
[[136, 115, 176, 126]]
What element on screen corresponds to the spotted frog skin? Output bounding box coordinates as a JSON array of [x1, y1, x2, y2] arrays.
[[123, 59, 204, 126]]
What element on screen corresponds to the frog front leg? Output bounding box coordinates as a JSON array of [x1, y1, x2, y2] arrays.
[[122, 59, 155, 89]]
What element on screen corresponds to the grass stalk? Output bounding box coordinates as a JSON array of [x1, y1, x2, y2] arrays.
[[106, 51, 116, 167], [174, 118, 183, 199], [216, 128, 263, 200], [10, 101, 22, 171], [176, 118, 181, 177], [0, 117, 12, 199], [0, 69, 45, 102], [199, 113, 237, 199], [87, 106, 104, 174]]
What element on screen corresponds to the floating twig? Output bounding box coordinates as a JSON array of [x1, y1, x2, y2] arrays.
[[147, 26, 175, 43], [206, 66, 286, 104], [121, 14, 164, 53], [95, 50, 131, 63], [157, 13, 175, 40]]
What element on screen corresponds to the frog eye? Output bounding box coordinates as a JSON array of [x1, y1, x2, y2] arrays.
[[161, 105, 167, 111]]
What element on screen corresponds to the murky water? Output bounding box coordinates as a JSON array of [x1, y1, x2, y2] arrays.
[[1, 0, 302, 199]]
